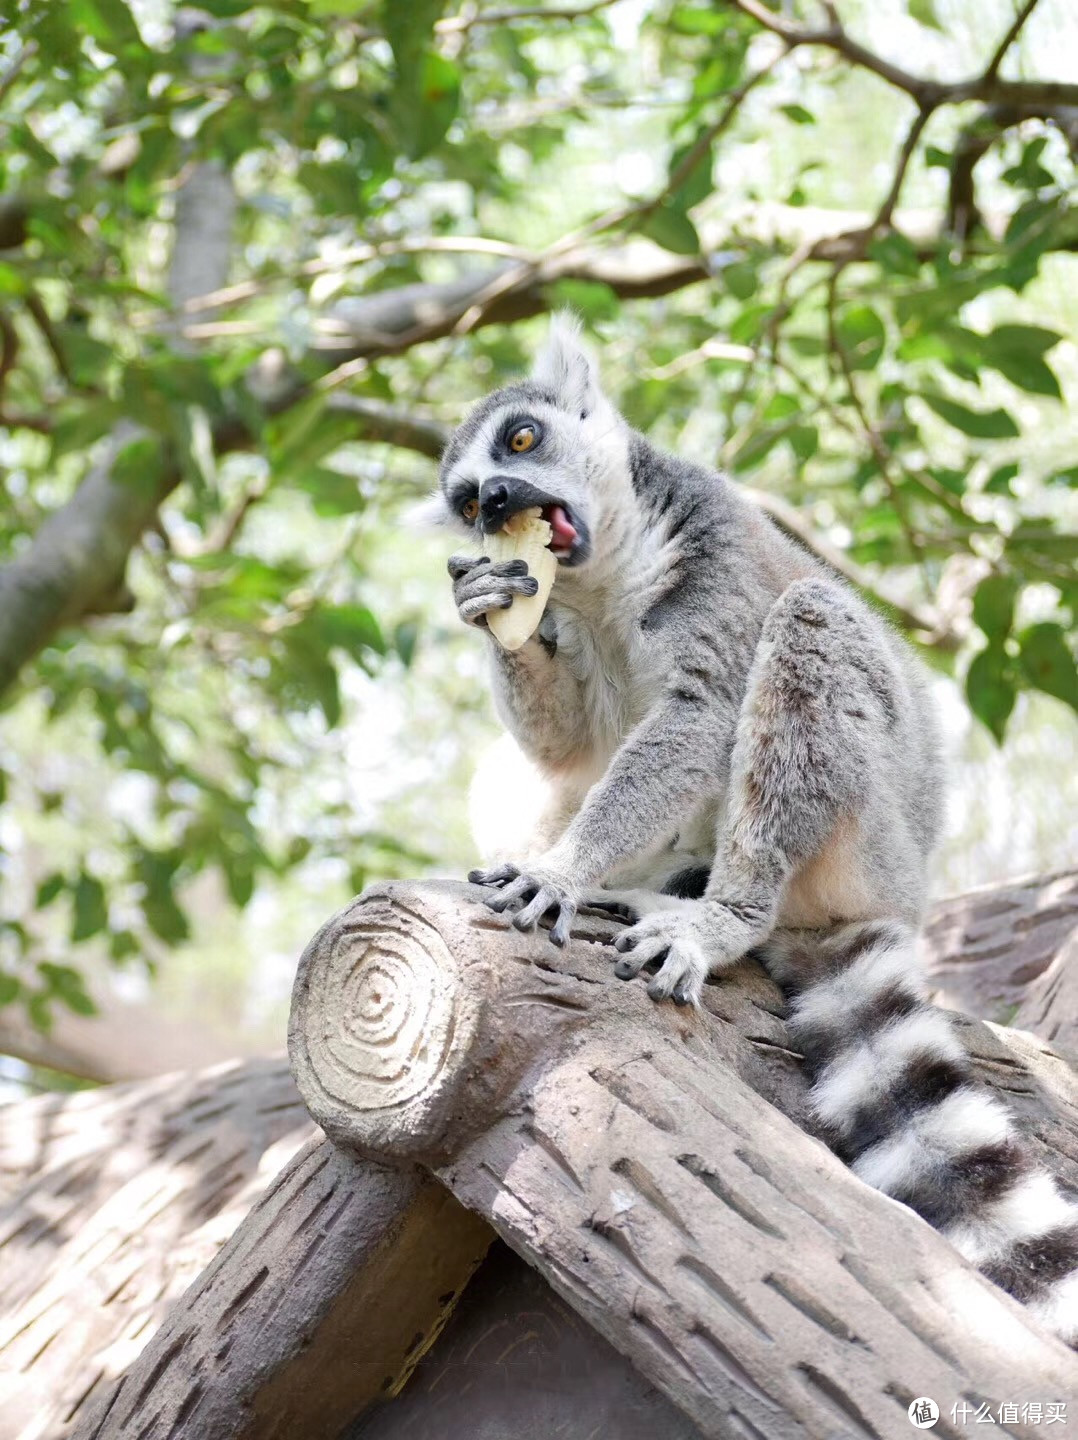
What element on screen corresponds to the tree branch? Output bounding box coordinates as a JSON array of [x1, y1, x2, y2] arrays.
[[983, 0, 1041, 85], [436, 0, 619, 32], [722, 0, 1078, 109]]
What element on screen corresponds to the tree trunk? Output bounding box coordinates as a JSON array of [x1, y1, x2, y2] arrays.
[[289, 881, 1078, 1440]]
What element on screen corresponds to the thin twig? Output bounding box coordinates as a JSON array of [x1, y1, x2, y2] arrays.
[[0, 40, 36, 110], [180, 236, 540, 316], [436, 0, 620, 33], [874, 105, 933, 231], [25, 293, 73, 387], [983, 0, 1041, 85]]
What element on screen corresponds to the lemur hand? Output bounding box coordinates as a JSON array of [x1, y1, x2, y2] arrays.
[[468, 860, 578, 947], [448, 554, 539, 630]]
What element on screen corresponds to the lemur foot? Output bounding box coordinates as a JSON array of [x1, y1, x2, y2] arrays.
[[469, 863, 577, 947], [614, 899, 756, 1007]]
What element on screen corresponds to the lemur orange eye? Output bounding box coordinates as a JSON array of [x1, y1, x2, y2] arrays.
[[461, 497, 479, 521], [509, 425, 536, 453]]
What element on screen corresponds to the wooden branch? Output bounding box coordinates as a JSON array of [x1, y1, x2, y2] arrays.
[[289, 880, 1078, 1438], [923, 867, 1078, 1044], [722, 0, 1076, 109], [1, 873, 1074, 1437], [0, 1058, 313, 1434], [0, 423, 178, 697], [983, 0, 1041, 85], [74, 1139, 492, 1440]]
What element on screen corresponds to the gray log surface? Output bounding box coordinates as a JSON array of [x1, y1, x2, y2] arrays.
[[290, 880, 1078, 1440], [3, 871, 1076, 1440]]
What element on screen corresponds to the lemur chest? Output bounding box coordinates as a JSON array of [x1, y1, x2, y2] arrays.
[[551, 604, 663, 759]]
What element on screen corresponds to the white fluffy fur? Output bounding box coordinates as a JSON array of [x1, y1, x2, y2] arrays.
[[1026, 1270, 1078, 1346], [788, 935, 919, 1034], [809, 1008, 967, 1133], [852, 1088, 1014, 1194], [944, 1171, 1078, 1266]]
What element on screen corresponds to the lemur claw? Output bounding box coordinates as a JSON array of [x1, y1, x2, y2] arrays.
[[470, 863, 577, 945]]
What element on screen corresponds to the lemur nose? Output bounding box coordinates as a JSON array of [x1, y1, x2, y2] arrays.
[[479, 479, 511, 529]]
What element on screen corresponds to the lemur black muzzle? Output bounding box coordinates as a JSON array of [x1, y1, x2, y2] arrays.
[[479, 475, 559, 535], [478, 475, 591, 566]]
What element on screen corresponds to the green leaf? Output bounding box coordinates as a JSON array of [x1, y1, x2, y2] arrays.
[[836, 304, 886, 371], [640, 205, 700, 256], [981, 324, 1063, 397], [966, 644, 1016, 742], [1017, 624, 1078, 712], [986, 324, 1062, 358], [867, 231, 921, 277], [920, 393, 1020, 439], [71, 872, 108, 942], [28, 992, 53, 1033], [68, 0, 144, 51], [668, 130, 714, 210], [1046, 466, 1078, 488], [36, 873, 66, 909], [909, 0, 944, 29], [670, 5, 731, 34], [722, 261, 757, 300], [0, 974, 20, 1007], [972, 574, 1018, 642], [548, 279, 620, 323], [39, 961, 97, 1017], [136, 851, 190, 945], [316, 604, 386, 656], [411, 51, 462, 160], [779, 104, 815, 125], [984, 462, 1019, 495], [394, 620, 419, 668]]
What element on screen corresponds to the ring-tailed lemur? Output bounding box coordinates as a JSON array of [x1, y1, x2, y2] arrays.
[[431, 315, 1078, 1347]]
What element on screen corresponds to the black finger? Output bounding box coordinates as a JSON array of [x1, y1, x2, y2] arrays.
[[469, 864, 518, 886], [549, 903, 576, 948]]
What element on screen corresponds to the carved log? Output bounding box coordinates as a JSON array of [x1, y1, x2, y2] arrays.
[[290, 881, 1078, 1440], [72, 1140, 492, 1440], [0, 1059, 313, 1440]]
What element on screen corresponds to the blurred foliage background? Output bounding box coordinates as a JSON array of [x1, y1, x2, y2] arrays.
[[0, 0, 1075, 1087]]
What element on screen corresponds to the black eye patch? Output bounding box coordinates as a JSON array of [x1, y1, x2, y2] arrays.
[[446, 482, 478, 515]]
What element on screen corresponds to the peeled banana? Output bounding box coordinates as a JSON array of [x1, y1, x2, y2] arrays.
[[483, 507, 557, 651]]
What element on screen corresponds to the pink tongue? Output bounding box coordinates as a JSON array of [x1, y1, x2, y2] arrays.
[[547, 505, 577, 551]]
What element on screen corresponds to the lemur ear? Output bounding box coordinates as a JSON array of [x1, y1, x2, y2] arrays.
[[531, 312, 602, 418]]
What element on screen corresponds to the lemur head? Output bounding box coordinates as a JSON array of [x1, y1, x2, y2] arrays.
[[435, 314, 631, 571]]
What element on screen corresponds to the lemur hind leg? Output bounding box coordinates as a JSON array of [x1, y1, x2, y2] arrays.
[[615, 578, 921, 1005]]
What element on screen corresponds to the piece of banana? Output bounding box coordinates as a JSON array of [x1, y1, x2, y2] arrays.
[[483, 507, 557, 651]]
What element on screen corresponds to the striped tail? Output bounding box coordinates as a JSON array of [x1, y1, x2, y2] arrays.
[[764, 919, 1078, 1347]]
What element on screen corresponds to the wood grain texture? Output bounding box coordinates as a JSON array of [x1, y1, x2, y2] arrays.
[[923, 867, 1078, 1044], [72, 1140, 491, 1440], [0, 1058, 313, 1440], [290, 880, 1078, 1440], [2, 871, 1076, 1440]]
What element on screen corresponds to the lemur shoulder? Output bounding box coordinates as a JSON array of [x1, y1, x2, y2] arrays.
[[431, 315, 1078, 1347]]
